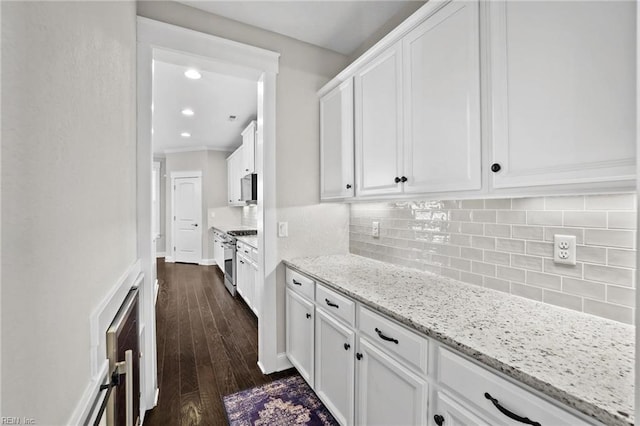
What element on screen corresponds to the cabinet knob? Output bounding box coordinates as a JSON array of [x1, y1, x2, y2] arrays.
[[306, 313, 311, 319], [346, 184, 352, 189], [344, 343, 350, 351], [400, 176, 407, 183], [491, 163, 501, 173], [434, 414, 445, 426], [356, 353, 363, 360], [394, 177, 401, 183]]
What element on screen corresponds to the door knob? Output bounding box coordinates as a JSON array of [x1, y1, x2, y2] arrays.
[[192, 223, 198, 227], [394, 177, 401, 183], [346, 184, 352, 189], [400, 176, 407, 182], [491, 163, 501, 173]]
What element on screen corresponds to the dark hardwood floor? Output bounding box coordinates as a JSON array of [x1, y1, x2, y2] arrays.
[[144, 259, 294, 426]]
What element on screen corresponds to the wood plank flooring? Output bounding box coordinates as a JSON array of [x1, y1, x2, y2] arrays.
[[144, 259, 294, 425]]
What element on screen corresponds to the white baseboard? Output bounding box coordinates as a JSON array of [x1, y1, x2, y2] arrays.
[[276, 352, 293, 371], [156, 252, 166, 258], [164, 256, 175, 263], [199, 258, 215, 266]]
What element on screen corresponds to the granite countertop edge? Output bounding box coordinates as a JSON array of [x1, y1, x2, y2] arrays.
[[282, 259, 632, 426]]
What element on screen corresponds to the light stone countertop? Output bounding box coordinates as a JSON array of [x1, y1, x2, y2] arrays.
[[236, 236, 258, 249], [211, 224, 257, 234], [283, 254, 634, 426]]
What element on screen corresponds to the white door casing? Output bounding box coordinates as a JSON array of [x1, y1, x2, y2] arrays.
[[171, 172, 202, 264]]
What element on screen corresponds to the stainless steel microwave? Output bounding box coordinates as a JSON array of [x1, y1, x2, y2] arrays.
[[241, 173, 257, 204]]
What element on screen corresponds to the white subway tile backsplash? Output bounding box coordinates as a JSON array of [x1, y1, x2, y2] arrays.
[[511, 254, 543, 271], [512, 197, 545, 210], [513, 225, 544, 240], [527, 211, 563, 226], [497, 266, 526, 283], [545, 196, 585, 210], [584, 264, 634, 287], [510, 283, 543, 301], [585, 229, 635, 249], [526, 271, 562, 290], [543, 259, 583, 278], [526, 241, 554, 258], [496, 238, 525, 253], [543, 290, 583, 311], [483, 250, 511, 266], [472, 210, 497, 223], [607, 285, 635, 307], [576, 245, 607, 265], [585, 194, 636, 211], [607, 249, 636, 268], [562, 277, 606, 300], [563, 211, 607, 228], [583, 299, 633, 324], [485, 224, 511, 238], [608, 212, 637, 229], [484, 277, 510, 293], [485, 199, 512, 209], [350, 194, 636, 323], [496, 210, 527, 224]]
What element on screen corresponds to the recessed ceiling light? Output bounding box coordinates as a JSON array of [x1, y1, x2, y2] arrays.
[[228, 115, 237, 121], [181, 132, 191, 138], [182, 108, 194, 116], [184, 69, 201, 80]]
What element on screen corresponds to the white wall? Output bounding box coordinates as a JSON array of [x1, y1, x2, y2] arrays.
[[2, 1, 137, 423], [137, 1, 352, 354], [165, 149, 240, 261], [154, 157, 166, 254]]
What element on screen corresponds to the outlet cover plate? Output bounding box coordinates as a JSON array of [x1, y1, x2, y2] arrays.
[[553, 234, 576, 265]]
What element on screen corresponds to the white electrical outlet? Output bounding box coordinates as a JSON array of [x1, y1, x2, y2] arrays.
[[278, 222, 288, 238], [372, 221, 380, 238], [553, 234, 576, 265]]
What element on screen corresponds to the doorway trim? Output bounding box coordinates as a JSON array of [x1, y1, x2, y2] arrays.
[[169, 171, 203, 264], [137, 16, 281, 414]]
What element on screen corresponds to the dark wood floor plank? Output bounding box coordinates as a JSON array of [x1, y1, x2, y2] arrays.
[[144, 261, 294, 425]]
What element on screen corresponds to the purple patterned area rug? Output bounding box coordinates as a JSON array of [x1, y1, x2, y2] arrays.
[[223, 375, 339, 426]]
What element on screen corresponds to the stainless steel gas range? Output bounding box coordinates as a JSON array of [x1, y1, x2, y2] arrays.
[[222, 229, 257, 295]]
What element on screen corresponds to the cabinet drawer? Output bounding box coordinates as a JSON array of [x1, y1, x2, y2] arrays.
[[286, 268, 315, 300], [358, 306, 428, 375], [438, 348, 592, 425], [316, 283, 355, 327]]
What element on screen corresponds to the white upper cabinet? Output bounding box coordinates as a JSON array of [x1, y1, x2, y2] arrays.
[[241, 120, 257, 175], [355, 42, 404, 197], [402, 0, 481, 194], [226, 148, 244, 207], [488, 0, 636, 190], [320, 79, 355, 200]]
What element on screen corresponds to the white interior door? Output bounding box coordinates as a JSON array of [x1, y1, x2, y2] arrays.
[[172, 175, 202, 264]]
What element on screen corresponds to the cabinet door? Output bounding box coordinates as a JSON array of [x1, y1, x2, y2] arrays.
[[286, 288, 315, 386], [433, 391, 491, 426], [242, 121, 256, 175], [315, 309, 355, 426], [356, 338, 427, 425], [236, 255, 247, 298], [251, 261, 259, 318], [354, 42, 404, 197], [403, 0, 481, 194], [320, 79, 355, 200], [246, 260, 255, 314], [227, 148, 244, 206], [489, 0, 635, 189]]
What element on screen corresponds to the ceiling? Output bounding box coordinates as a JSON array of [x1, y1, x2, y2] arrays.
[[152, 58, 257, 154], [179, 1, 422, 56]]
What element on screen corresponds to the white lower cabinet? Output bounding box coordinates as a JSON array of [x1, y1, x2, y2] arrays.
[[285, 267, 594, 426], [314, 308, 355, 426], [285, 287, 315, 386], [433, 391, 490, 426], [356, 338, 427, 426]]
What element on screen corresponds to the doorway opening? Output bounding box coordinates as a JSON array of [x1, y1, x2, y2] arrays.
[[137, 17, 281, 419]]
